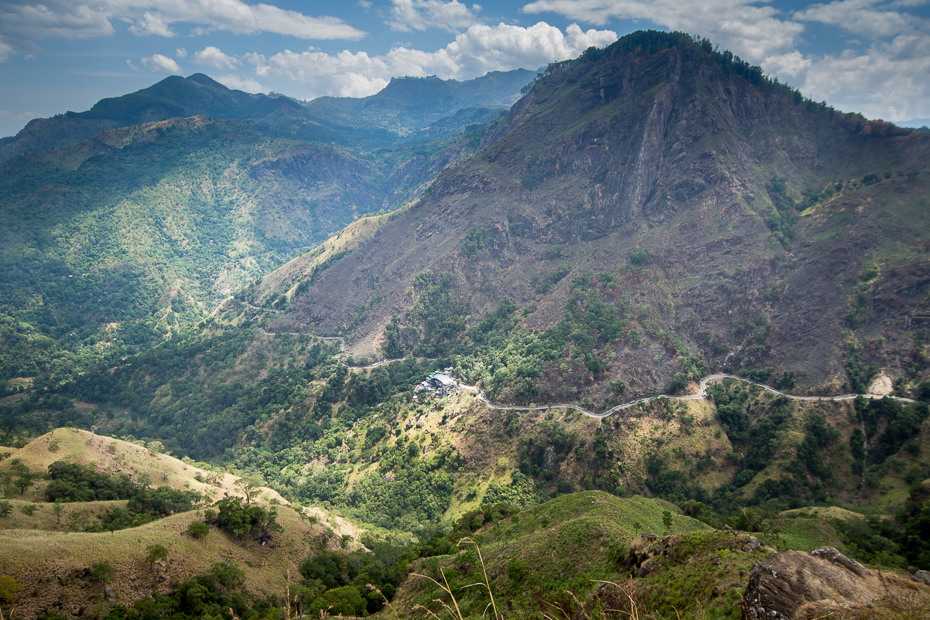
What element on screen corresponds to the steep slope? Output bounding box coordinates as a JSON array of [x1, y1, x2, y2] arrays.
[[273, 31, 930, 398], [0, 115, 475, 380]]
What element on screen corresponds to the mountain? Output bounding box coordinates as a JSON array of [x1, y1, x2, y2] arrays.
[[261, 31, 929, 401], [0, 70, 534, 162], [0, 70, 530, 381], [304, 69, 536, 136], [3, 31, 930, 612], [0, 115, 482, 380], [900, 118, 930, 129]]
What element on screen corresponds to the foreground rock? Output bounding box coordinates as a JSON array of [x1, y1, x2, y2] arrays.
[[744, 547, 930, 619]]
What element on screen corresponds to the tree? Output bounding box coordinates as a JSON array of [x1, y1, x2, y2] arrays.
[[610, 380, 628, 396], [0, 575, 22, 619], [662, 510, 673, 532], [188, 521, 209, 539], [13, 474, 32, 495], [145, 544, 169, 570], [53, 500, 63, 526], [669, 373, 689, 394], [0, 503, 11, 518], [90, 561, 114, 584], [236, 476, 263, 505], [146, 441, 166, 455]]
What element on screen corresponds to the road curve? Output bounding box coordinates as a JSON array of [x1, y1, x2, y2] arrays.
[[278, 335, 921, 418], [457, 373, 918, 420]]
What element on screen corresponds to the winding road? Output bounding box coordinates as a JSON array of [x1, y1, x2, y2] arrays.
[[456, 373, 919, 420], [254, 323, 921, 417]]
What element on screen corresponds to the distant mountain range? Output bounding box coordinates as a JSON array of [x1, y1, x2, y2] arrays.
[[899, 118, 930, 129], [0, 70, 535, 162]]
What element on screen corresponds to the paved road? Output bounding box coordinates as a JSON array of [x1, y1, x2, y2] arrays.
[[457, 373, 918, 420], [256, 329, 921, 417]]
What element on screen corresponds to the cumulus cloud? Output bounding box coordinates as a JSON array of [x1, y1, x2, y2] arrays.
[[388, 0, 481, 32], [214, 73, 265, 93], [141, 53, 181, 73], [248, 21, 616, 98], [521, 0, 929, 121], [193, 46, 240, 70], [126, 58, 140, 70], [0, 0, 365, 48], [522, 0, 804, 63], [175, 47, 187, 58], [794, 33, 930, 120]]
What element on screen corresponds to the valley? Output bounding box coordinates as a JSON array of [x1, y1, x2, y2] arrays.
[[1, 30, 930, 620]]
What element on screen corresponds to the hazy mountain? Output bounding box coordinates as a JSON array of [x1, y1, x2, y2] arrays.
[[0, 70, 534, 162], [303, 69, 536, 137]]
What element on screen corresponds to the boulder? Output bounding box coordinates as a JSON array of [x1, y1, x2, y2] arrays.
[[744, 547, 930, 619]]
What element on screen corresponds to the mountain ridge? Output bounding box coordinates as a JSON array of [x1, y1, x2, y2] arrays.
[[264, 31, 929, 400]]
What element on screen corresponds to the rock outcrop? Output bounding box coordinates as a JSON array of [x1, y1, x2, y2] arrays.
[[744, 547, 930, 619]]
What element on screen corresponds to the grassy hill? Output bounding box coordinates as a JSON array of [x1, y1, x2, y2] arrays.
[[0, 428, 288, 505], [392, 491, 755, 620], [0, 429, 363, 619]]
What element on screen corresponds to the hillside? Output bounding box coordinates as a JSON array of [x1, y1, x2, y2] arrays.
[[0, 429, 361, 619], [0, 68, 536, 385], [266, 31, 929, 403], [0, 114, 481, 383]]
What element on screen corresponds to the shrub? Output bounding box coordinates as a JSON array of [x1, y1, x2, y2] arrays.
[[188, 521, 209, 539]]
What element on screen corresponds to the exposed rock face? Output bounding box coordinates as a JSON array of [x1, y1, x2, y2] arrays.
[[277, 31, 930, 395], [744, 547, 930, 619]]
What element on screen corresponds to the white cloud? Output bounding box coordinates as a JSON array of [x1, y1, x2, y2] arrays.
[[794, 0, 930, 38], [794, 33, 930, 121], [521, 0, 803, 63], [126, 58, 140, 70], [193, 46, 240, 70], [388, 0, 481, 32], [0, 37, 12, 62], [248, 21, 616, 99], [176, 47, 187, 58], [141, 53, 181, 73], [214, 73, 265, 93], [761, 50, 811, 78], [0, 0, 365, 48], [520, 0, 929, 121]]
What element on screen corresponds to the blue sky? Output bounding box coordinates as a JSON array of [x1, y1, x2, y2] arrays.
[[1, 0, 928, 137]]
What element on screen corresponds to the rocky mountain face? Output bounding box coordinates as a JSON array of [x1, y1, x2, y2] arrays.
[[271, 32, 930, 398]]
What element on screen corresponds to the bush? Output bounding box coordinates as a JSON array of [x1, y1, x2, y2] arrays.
[[188, 521, 209, 539]]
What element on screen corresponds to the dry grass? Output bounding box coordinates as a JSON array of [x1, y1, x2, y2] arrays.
[[0, 498, 128, 531], [0, 501, 330, 619], [0, 428, 286, 505]]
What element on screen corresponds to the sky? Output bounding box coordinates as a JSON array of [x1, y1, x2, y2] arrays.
[[1, 0, 929, 138]]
